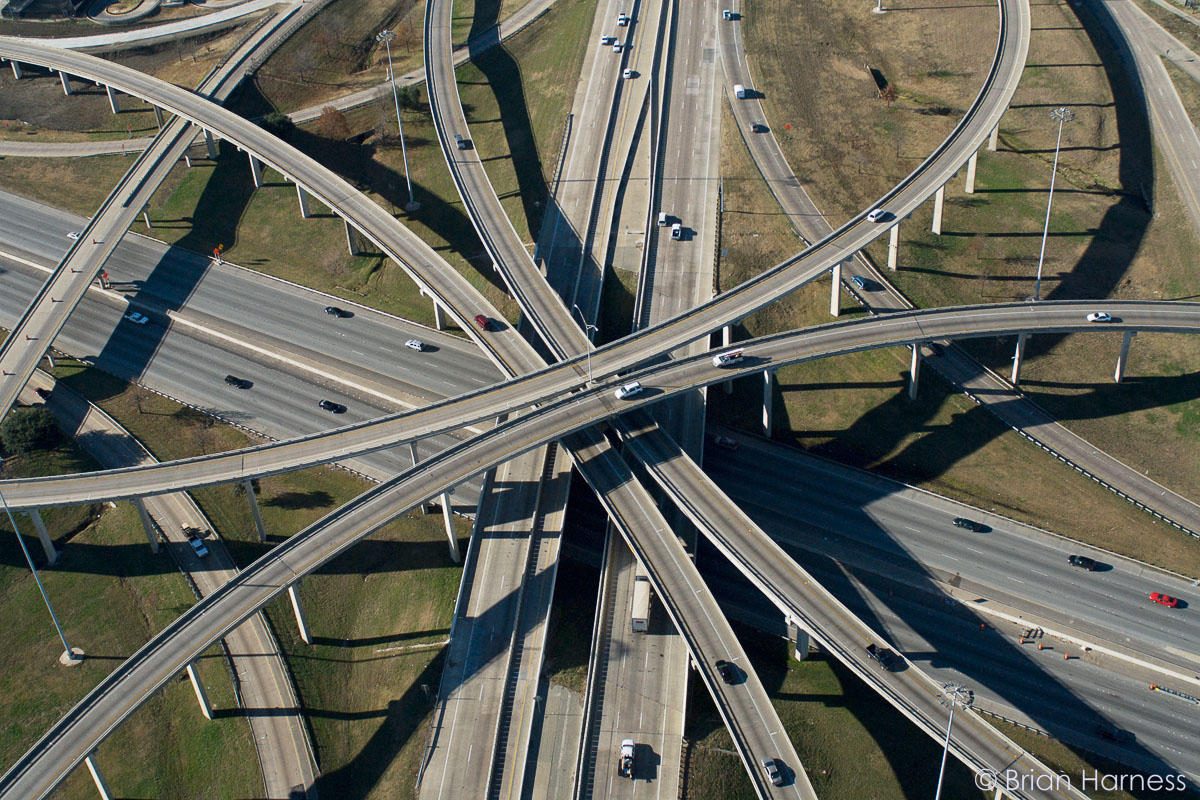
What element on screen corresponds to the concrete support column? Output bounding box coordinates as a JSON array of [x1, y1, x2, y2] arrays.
[[27, 510, 57, 566], [433, 301, 446, 331], [1114, 331, 1136, 383], [441, 492, 460, 563], [786, 618, 809, 661], [296, 183, 310, 218], [59, 70, 72, 95], [186, 661, 213, 720], [203, 129, 217, 159], [248, 153, 263, 188], [105, 85, 120, 114], [345, 219, 360, 256], [243, 479, 266, 543], [84, 753, 114, 800], [887, 222, 900, 271], [908, 345, 921, 400], [931, 184, 945, 235], [10, 60, 23, 79], [142, 206, 152, 228], [988, 123, 999, 152], [409, 441, 420, 467], [723, 325, 734, 394], [44, 352, 55, 369], [762, 368, 775, 438], [153, 106, 164, 129], [1010, 333, 1029, 386], [964, 150, 978, 194], [829, 261, 842, 318], [133, 498, 159, 553], [288, 582, 312, 644]]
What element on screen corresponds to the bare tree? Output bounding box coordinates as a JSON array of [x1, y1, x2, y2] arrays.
[[317, 106, 352, 141]]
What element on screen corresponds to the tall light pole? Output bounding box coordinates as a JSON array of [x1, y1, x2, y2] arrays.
[[1034, 107, 1074, 301], [572, 303, 598, 383], [0, 486, 81, 664], [377, 29, 419, 212], [933, 682, 973, 800]]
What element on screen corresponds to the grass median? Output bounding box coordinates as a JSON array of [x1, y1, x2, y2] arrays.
[[0, 430, 259, 799]]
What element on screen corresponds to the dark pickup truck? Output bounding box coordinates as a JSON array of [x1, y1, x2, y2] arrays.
[[866, 643, 899, 671]]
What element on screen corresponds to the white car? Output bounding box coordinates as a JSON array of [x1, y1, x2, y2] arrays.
[[404, 339, 424, 351], [867, 208, 887, 222], [612, 41, 622, 52], [600, 35, 612, 45], [1086, 312, 1113, 323], [123, 311, 149, 325], [614, 381, 644, 400], [622, 68, 633, 79], [66, 231, 80, 240], [617, 11, 628, 25]]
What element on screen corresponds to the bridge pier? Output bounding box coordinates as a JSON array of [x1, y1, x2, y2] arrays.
[[345, 219, 361, 256], [1114, 331, 1136, 383], [1010, 333, 1029, 386], [441, 492, 461, 563], [142, 205, 152, 228], [931, 184, 945, 235], [133, 498, 159, 553], [786, 618, 810, 661], [153, 106, 164, 129], [433, 300, 446, 330], [27, 510, 58, 565], [203, 128, 217, 159], [243, 479, 266, 543], [288, 582, 313, 644], [988, 123, 999, 152], [43, 352, 55, 369], [59, 70, 72, 95], [10, 60, 22, 80], [829, 262, 842, 317], [186, 661, 214, 720], [964, 150, 978, 194], [85, 752, 114, 800], [723, 325, 734, 393], [295, 182, 311, 218], [105, 85, 120, 115], [887, 222, 900, 271], [908, 345, 921, 400], [248, 153, 263, 188], [762, 368, 776, 438]]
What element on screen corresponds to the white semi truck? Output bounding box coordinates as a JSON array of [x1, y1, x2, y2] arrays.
[[631, 563, 651, 633]]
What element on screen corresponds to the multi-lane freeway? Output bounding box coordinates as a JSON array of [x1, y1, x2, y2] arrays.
[[3, 0, 1199, 794]]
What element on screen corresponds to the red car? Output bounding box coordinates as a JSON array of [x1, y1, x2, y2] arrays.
[[1150, 592, 1180, 608], [473, 314, 492, 331]]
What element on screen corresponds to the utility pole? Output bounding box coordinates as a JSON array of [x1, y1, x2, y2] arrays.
[[0, 486, 81, 664], [933, 683, 973, 800], [1034, 107, 1074, 301], [572, 303, 598, 383], [377, 29, 419, 212]]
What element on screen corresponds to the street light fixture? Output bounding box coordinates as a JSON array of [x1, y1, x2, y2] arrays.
[[572, 303, 598, 383], [1033, 107, 1074, 301], [377, 29, 419, 212], [0, 486, 81, 664], [933, 682, 973, 800]]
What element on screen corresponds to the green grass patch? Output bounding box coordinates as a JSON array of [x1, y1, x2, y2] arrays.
[[0, 437, 258, 798]]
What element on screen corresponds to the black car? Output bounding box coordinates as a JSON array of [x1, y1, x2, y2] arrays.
[[324, 306, 349, 318], [1068, 555, 1098, 571], [224, 375, 251, 389], [715, 659, 740, 684], [1096, 724, 1133, 744], [750, 122, 768, 133], [953, 517, 986, 532], [318, 399, 346, 413], [865, 643, 898, 671]]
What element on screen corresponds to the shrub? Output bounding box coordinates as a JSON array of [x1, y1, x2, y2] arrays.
[[1, 407, 61, 455]]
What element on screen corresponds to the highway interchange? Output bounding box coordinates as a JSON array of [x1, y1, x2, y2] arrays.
[[1, 0, 1200, 796]]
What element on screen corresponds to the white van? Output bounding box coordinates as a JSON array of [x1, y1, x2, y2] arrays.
[[711, 348, 744, 367], [657, 211, 668, 226], [670, 222, 682, 240], [733, 84, 746, 99], [614, 381, 644, 400]]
